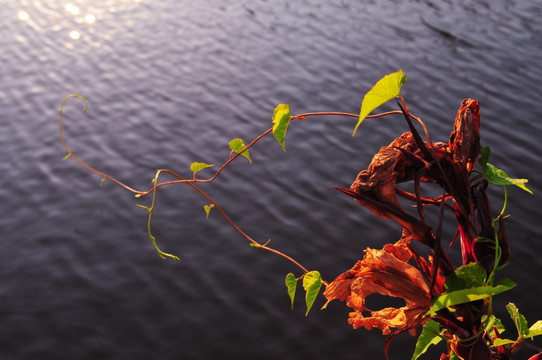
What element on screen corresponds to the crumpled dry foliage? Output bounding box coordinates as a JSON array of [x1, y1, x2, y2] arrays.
[[350, 132, 444, 212], [322, 237, 430, 335], [449, 99, 481, 172], [327, 99, 494, 346], [346, 131, 449, 249], [349, 98, 480, 222]]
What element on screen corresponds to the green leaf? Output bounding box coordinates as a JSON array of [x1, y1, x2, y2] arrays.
[[411, 320, 443, 360], [190, 162, 214, 174], [302, 271, 322, 316], [506, 304, 542, 340], [272, 104, 291, 151], [204, 204, 214, 218], [229, 138, 252, 163], [354, 69, 407, 135], [136, 204, 150, 211], [507, 302, 529, 338], [480, 146, 532, 193], [493, 338, 516, 346], [527, 320, 542, 338], [456, 263, 487, 287], [483, 163, 532, 194], [249, 239, 271, 249], [285, 273, 297, 310], [449, 349, 462, 360], [445, 263, 487, 292], [428, 278, 516, 315], [484, 314, 516, 347], [483, 314, 505, 338], [479, 145, 490, 167]]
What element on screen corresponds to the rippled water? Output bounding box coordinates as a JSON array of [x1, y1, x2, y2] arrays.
[[1, 0, 541, 359]]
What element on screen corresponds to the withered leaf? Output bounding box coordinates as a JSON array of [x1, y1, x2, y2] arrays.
[[322, 238, 431, 335], [449, 98, 480, 172]]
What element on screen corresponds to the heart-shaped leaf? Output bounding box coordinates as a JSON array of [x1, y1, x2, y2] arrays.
[[204, 204, 214, 218], [272, 104, 291, 151], [480, 146, 532, 194], [285, 273, 297, 310], [484, 163, 532, 194], [190, 162, 214, 174], [229, 138, 252, 163], [354, 69, 407, 135], [302, 270, 322, 316]]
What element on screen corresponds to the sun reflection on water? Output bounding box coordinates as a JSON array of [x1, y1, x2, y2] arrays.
[[84, 14, 96, 24], [17, 11, 30, 21], [16, 0, 142, 42], [69, 30, 81, 40], [64, 3, 80, 16]]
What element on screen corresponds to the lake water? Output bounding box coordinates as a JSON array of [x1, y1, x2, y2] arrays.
[[1, 0, 541, 359]]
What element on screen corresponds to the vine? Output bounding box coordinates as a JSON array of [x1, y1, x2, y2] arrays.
[[59, 70, 541, 359]]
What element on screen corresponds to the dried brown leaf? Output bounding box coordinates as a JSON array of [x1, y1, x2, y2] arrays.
[[323, 238, 430, 335]]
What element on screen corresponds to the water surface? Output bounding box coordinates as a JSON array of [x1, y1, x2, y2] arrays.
[[1, 1, 541, 359]]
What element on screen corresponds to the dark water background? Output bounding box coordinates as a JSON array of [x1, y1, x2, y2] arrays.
[[1, 0, 541, 359]]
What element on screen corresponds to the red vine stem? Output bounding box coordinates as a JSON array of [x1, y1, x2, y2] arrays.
[[59, 94, 147, 195], [292, 110, 403, 120], [139, 128, 274, 194], [157, 170, 310, 273], [58, 95, 411, 274], [143, 110, 405, 193]]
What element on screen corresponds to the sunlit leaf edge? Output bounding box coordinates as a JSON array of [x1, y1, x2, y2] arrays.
[[411, 320, 443, 360], [285, 273, 297, 310], [302, 270, 322, 316], [272, 104, 291, 151], [507, 302, 529, 338], [229, 138, 252, 163], [428, 278, 516, 315], [190, 162, 214, 173], [204, 204, 214, 218], [353, 69, 407, 135], [483, 163, 533, 194]]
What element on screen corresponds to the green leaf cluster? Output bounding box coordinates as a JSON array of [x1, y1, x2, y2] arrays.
[[493, 303, 542, 346], [428, 278, 515, 316], [284, 271, 322, 316], [414, 265, 509, 359]]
